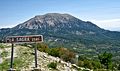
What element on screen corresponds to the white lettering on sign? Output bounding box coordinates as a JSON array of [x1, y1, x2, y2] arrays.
[[6, 35, 43, 43]]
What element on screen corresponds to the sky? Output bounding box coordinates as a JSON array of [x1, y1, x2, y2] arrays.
[[0, 0, 120, 31]]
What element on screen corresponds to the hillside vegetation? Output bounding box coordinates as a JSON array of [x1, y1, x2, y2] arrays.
[[0, 43, 90, 71], [0, 43, 120, 71]]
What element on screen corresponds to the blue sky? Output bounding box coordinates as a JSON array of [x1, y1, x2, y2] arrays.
[[0, 0, 120, 31]]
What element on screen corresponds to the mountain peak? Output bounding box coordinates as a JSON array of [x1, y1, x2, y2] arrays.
[[34, 13, 76, 20], [36, 13, 73, 17], [13, 13, 102, 35], [15, 13, 83, 29]]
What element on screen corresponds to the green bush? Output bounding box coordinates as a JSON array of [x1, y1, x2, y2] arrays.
[[36, 43, 75, 63], [91, 60, 102, 69], [60, 48, 75, 62], [37, 43, 49, 53], [48, 48, 60, 57], [78, 60, 84, 67], [48, 47, 75, 62], [20, 43, 28, 47], [118, 64, 120, 70], [1, 51, 8, 57], [78, 59, 102, 69], [98, 52, 113, 69], [47, 62, 57, 69], [0, 59, 10, 70], [84, 60, 93, 69], [0, 44, 5, 49]]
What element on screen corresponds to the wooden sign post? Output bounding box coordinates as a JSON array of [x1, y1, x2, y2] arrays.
[[6, 35, 43, 71]]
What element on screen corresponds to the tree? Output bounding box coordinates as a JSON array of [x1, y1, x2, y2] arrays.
[[98, 51, 112, 69]]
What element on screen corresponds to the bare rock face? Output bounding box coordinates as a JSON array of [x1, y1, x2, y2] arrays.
[[13, 13, 101, 32], [15, 13, 81, 29]]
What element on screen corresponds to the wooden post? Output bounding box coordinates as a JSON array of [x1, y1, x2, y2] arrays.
[[8, 43, 15, 71], [34, 43, 41, 71], [35, 43, 37, 68]]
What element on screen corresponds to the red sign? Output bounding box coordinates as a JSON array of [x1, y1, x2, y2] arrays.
[[6, 35, 43, 43]]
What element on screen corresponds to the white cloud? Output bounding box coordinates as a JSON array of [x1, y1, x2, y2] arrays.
[[0, 24, 17, 28], [90, 19, 120, 31]]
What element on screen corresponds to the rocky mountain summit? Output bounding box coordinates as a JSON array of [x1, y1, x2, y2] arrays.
[[14, 13, 80, 29], [14, 13, 102, 33]]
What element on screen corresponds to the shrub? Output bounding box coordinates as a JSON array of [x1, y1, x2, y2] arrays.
[[1, 51, 8, 57], [98, 52, 112, 69], [48, 47, 75, 62], [78, 59, 102, 69], [78, 60, 84, 67], [118, 64, 120, 70], [36, 44, 76, 64], [48, 48, 60, 57], [60, 48, 75, 62], [37, 43, 49, 53], [91, 61, 102, 69], [0, 59, 9, 70], [0, 44, 5, 49], [20, 43, 28, 47], [83, 60, 93, 69], [47, 62, 57, 69]]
